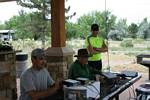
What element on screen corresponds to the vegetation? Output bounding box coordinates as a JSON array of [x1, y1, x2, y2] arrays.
[[1, 10, 150, 40], [0, 1, 150, 41], [120, 39, 134, 48]]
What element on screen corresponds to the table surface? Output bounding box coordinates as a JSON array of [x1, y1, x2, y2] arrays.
[[137, 54, 150, 58], [63, 74, 141, 100], [101, 74, 141, 100]]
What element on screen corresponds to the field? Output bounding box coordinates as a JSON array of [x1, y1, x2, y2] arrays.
[[12, 38, 150, 73]]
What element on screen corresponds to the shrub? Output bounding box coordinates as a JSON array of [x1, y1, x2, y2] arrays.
[[132, 38, 144, 44], [147, 46, 150, 50], [120, 39, 133, 47]]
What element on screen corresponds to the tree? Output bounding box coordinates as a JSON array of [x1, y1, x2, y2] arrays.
[[17, 0, 75, 43], [0, 23, 5, 30], [17, 0, 76, 21], [108, 30, 123, 41], [77, 11, 116, 39], [5, 11, 51, 40], [5, 11, 32, 39], [137, 18, 149, 39], [128, 23, 138, 38], [65, 22, 78, 40], [108, 19, 128, 40]]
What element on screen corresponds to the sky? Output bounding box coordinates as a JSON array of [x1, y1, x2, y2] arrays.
[[0, 2, 20, 23], [0, 0, 150, 24]]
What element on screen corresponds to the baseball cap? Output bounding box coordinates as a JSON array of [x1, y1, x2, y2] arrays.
[[31, 48, 45, 58]]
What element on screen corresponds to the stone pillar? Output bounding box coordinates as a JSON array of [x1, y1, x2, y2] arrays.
[[46, 47, 74, 80], [46, 0, 74, 80]]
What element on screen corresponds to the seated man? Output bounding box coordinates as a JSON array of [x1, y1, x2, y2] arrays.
[[68, 48, 99, 80], [19, 48, 61, 100]]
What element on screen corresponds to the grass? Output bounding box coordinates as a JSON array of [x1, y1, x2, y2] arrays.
[[11, 38, 150, 73], [11, 38, 150, 57]]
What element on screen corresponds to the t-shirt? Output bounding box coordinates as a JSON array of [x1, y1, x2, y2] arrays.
[[68, 60, 96, 80], [19, 67, 54, 100], [85, 35, 104, 61]]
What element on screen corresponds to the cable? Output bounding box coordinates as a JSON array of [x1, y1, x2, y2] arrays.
[[89, 84, 100, 95], [128, 87, 131, 100], [83, 85, 100, 99], [128, 85, 137, 100], [130, 85, 136, 99], [89, 84, 101, 99], [83, 85, 98, 94], [83, 83, 100, 99]]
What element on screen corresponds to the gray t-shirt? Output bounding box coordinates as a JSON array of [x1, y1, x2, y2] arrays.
[[19, 67, 54, 100]]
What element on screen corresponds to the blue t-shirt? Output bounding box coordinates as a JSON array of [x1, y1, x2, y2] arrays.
[[19, 67, 54, 100]]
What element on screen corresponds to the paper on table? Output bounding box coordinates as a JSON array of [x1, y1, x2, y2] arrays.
[[86, 81, 100, 99]]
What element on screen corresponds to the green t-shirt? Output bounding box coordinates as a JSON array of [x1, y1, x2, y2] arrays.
[[68, 60, 96, 80], [85, 35, 104, 61]]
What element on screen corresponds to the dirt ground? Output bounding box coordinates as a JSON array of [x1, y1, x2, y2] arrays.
[[102, 53, 148, 73]]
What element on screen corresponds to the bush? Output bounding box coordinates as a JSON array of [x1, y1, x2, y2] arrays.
[[120, 39, 133, 47], [132, 38, 144, 44], [147, 46, 150, 50]]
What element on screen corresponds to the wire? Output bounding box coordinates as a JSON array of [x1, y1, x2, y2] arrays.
[[83, 83, 100, 99], [89, 84, 101, 99], [128, 87, 131, 100], [90, 84, 100, 94], [130, 85, 136, 98], [83, 85, 98, 94], [128, 85, 137, 100]]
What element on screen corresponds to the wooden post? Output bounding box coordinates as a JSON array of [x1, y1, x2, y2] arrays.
[[51, 0, 65, 47]]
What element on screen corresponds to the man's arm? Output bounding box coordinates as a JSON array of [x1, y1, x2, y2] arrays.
[[93, 40, 108, 52], [28, 80, 61, 100], [86, 36, 99, 55]]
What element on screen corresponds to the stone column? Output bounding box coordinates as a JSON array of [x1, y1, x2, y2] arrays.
[[46, 47, 74, 80]]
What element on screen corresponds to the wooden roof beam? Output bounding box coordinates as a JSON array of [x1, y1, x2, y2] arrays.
[[0, 0, 16, 2]]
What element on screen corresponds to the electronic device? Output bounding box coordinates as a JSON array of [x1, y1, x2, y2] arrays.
[[121, 71, 138, 78], [64, 81, 100, 100], [101, 72, 117, 79], [64, 86, 87, 100], [76, 77, 89, 85], [63, 79, 81, 87]]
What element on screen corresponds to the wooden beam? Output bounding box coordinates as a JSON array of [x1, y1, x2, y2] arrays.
[[51, 0, 66, 47], [0, 0, 16, 2]]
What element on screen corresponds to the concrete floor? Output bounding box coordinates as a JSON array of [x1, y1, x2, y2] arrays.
[[119, 73, 148, 100]]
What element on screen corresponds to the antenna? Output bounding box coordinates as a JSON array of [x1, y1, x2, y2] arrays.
[[105, 0, 111, 72]]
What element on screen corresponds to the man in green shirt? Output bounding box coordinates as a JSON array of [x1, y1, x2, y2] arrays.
[[85, 24, 108, 71], [68, 48, 97, 80]]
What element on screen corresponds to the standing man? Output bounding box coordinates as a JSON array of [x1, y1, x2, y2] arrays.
[[85, 23, 108, 71], [19, 48, 61, 100]]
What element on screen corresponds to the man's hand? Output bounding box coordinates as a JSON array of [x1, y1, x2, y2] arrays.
[[88, 46, 99, 55], [47, 78, 63, 93], [93, 46, 108, 53], [55, 79, 63, 90]]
